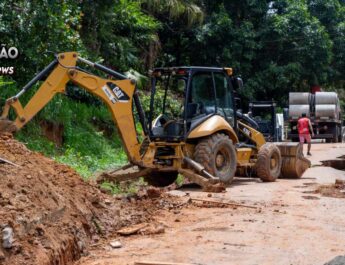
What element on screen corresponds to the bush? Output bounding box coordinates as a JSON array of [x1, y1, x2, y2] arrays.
[[1, 78, 128, 178]]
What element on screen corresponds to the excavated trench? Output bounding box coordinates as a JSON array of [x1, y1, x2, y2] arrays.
[[0, 133, 175, 265], [321, 155, 345, 171]]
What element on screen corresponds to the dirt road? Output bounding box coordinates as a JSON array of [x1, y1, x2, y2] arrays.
[[78, 143, 345, 265]]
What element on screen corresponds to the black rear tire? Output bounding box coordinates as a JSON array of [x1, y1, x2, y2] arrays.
[[194, 133, 237, 184], [144, 171, 178, 187], [256, 143, 282, 182], [333, 127, 338, 143]]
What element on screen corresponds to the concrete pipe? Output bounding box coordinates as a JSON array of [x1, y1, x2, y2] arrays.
[[315, 92, 339, 105], [315, 104, 338, 119], [288, 105, 310, 119], [289, 92, 311, 105]]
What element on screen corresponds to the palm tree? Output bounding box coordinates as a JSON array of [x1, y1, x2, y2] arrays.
[[142, 0, 204, 27], [140, 0, 204, 68]]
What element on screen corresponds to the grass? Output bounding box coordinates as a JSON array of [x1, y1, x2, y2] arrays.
[[100, 177, 147, 195], [1, 79, 182, 191], [16, 121, 127, 178], [11, 87, 129, 179], [175, 174, 185, 186]]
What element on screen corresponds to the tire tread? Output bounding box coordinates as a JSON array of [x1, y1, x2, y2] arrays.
[[194, 133, 236, 183], [256, 143, 282, 182]]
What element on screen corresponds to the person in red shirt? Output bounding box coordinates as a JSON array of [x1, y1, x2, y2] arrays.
[[297, 113, 314, 156]]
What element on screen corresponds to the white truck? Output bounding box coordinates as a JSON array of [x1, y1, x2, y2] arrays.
[[288, 92, 342, 143]]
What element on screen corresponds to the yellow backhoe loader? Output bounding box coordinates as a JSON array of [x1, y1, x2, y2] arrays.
[[0, 52, 310, 191]]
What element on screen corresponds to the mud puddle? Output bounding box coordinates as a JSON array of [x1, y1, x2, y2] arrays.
[[313, 179, 345, 199], [321, 155, 345, 171]]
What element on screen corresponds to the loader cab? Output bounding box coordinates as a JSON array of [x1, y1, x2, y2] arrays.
[[248, 101, 277, 142], [148, 67, 239, 141]]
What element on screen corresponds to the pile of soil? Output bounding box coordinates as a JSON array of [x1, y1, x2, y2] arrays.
[[0, 134, 172, 265], [315, 179, 345, 199]]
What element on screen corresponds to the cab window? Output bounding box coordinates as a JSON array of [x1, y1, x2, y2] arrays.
[[214, 72, 234, 126], [190, 72, 215, 114]]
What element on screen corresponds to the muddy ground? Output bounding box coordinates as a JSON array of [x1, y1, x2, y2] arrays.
[[1, 134, 345, 265], [0, 134, 182, 265], [78, 143, 345, 265]]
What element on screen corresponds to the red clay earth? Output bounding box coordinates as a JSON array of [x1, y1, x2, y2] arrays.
[[2, 133, 345, 265], [78, 143, 345, 265], [0, 133, 180, 265]]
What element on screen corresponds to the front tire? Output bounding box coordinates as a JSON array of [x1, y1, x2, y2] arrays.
[[194, 133, 237, 184], [256, 143, 282, 182]]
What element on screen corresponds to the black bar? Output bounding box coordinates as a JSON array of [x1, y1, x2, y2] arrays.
[[94, 63, 128, 80], [162, 74, 170, 114], [183, 71, 192, 138], [133, 91, 148, 135], [17, 59, 58, 97], [236, 111, 259, 130], [148, 78, 156, 134]]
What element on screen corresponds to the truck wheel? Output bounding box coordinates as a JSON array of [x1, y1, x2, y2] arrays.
[[194, 133, 237, 184], [333, 127, 339, 143], [144, 171, 178, 187], [256, 143, 282, 182], [338, 127, 343, 143]]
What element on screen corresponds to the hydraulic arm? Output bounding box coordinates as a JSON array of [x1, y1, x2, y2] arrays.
[[0, 53, 311, 192], [0, 52, 146, 163]]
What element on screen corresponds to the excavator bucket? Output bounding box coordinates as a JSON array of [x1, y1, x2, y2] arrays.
[[0, 119, 17, 134], [275, 142, 311, 178]]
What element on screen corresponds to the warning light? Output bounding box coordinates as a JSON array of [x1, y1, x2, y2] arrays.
[[177, 69, 187, 75], [224, 67, 233, 76]]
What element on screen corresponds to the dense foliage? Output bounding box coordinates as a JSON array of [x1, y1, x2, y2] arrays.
[[0, 0, 344, 176], [156, 0, 344, 104], [1, 0, 343, 102]]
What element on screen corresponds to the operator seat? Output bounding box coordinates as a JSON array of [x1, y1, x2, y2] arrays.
[[197, 78, 215, 115]]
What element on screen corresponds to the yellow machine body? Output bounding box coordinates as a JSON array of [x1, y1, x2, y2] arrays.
[[1, 52, 142, 164], [188, 115, 239, 143], [0, 52, 248, 170], [0, 52, 309, 190]]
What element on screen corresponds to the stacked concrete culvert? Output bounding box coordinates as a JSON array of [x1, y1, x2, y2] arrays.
[[315, 92, 339, 105], [288, 104, 311, 119], [288, 92, 311, 119], [315, 105, 338, 120], [288, 91, 342, 142], [315, 92, 340, 120], [289, 92, 311, 105]]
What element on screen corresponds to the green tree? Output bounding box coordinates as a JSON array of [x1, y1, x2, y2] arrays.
[[308, 0, 345, 87], [80, 0, 160, 72], [142, 0, 204, 26], [248, 0, 333, 102], [175, 0, 335, 106], [0, 0, 83, 84], [141, 0, 204, 67]]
